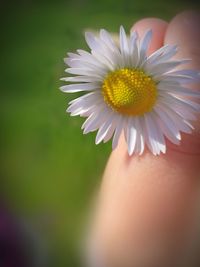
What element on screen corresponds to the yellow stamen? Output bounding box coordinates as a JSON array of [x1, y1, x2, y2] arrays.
[[102, 68, 157, 116]]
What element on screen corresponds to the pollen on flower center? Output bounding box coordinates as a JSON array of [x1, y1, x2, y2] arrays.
[[102, 68, 157, 116]]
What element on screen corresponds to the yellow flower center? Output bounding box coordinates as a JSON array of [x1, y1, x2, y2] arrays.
[[102, 68, 157, 116]]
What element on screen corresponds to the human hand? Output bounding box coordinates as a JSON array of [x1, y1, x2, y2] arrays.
[[88, 11, 200, 267]]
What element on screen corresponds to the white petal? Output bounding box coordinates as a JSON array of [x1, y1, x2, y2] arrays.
[[85, 32, 101, 51], [85, 32, 118, 70], [144, 113, 166, 155], [81, 103, 110, 134], [144, 115, 158, 155], [61, 75, 103, 83], [92, 50, 115, 71], [71, 56, 105, 69], [126, 117, 137, 155], [155, 73, 199, 84], [112, 115, 124, 150], [159, 93, 200, 112], [68, 99, 102, 116], [69, 91, 101, 105], [68, 93, 99, 111], [119, 26, 129, 54], [154, 105, 181, 140], [100, 29, 123, 68], [60, 83, 100, 93], [82, 107, 108, 134], [64, 57, 80, 68], [152, 45, 178, 64], [157, 95, 197, 121], [66, 52, 80, 59], [160, 104, 193, 133], [100, 29, 118, 52], [65, 67, 104, 78], [83, 114, 101, 134], [146, 59, 191, 76], [155, 103, 193, 135], [138, 29, 152, 66], [152, 110, 180, 145], [173, 95, 200, 111], [119, 26, 129, 66], [77, 49, 105, 68], [69, 58, 108, 75], [165, 69, 200, 80], [95, 112, 115, 144], [103, 115, 118, 143], [159, 85, 200, 99], [135, 117, 145, 155], [142, 45, 177, 67], [77, 49, 111, 71], [129, 31, 139, 66], [69, 106, 91, 116]]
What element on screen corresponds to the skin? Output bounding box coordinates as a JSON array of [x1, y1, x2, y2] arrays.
[[89, 11, 200, 267]]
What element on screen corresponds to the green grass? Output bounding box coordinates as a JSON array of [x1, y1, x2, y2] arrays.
[[0, 0, 195, 266]]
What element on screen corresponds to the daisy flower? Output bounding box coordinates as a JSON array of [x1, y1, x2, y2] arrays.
[[60, 26, 200, 155]]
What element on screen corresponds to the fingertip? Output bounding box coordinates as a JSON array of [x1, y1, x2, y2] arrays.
[[164, 10, 200, 154], [164, 10, 200, 63], [131, 18, 168, 54]]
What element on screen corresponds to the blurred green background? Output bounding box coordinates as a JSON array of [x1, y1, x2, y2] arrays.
[[0, 0, 198, 266]]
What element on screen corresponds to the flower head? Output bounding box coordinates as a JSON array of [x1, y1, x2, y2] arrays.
[[60, 26, 200, 155]]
